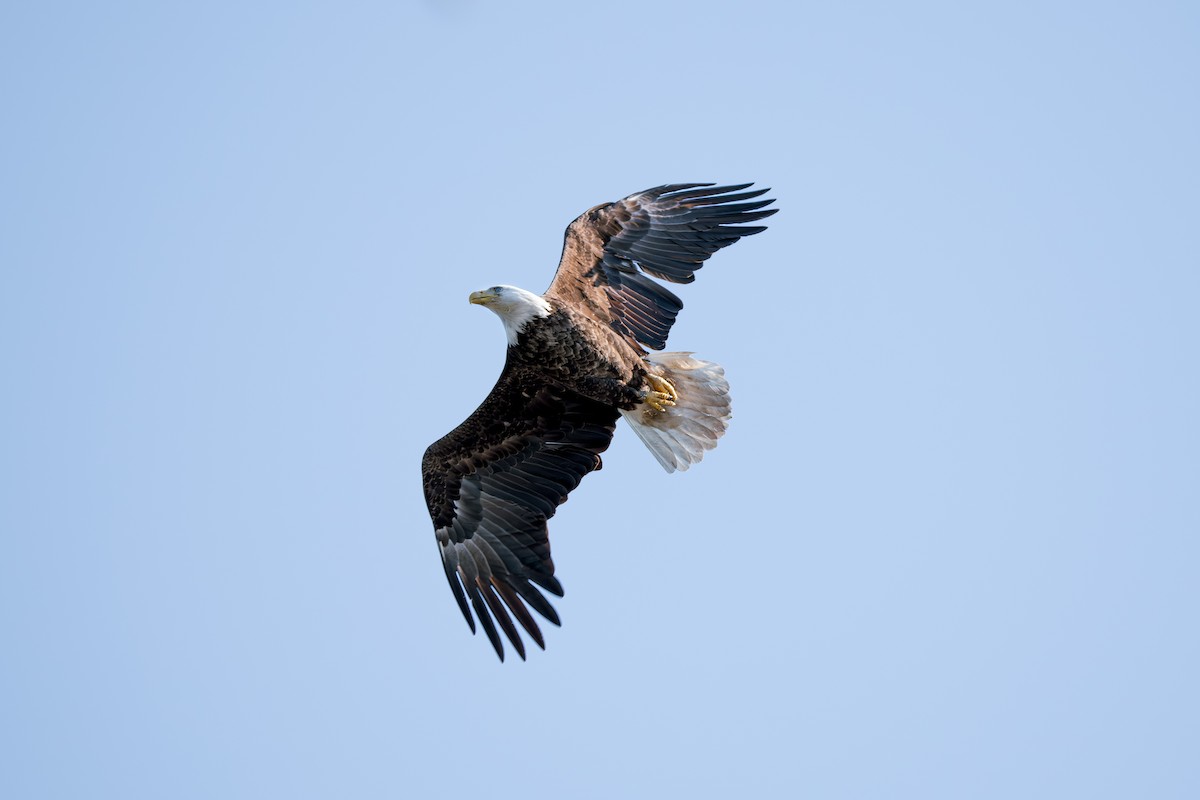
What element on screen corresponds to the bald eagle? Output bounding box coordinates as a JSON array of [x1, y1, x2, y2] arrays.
[[421, 183, 777, 660]]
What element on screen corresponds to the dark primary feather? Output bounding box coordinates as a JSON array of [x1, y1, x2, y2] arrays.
[[422, 365, 619, 661], [545, 183, 777, 350]]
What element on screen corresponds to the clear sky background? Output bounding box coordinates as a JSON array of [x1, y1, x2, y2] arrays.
[[2, 2, 1197, 798]]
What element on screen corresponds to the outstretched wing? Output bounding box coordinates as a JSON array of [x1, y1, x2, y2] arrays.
[[422, 365, 619, 661], [545, 183, 777, 350]]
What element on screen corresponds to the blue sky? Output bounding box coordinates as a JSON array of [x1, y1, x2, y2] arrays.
[[2, 2, 1198, 797]]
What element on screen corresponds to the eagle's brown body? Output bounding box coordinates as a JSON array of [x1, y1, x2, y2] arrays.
[[513, 307, 649, 407]]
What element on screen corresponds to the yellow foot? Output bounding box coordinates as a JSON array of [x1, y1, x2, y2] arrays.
[[642, 373, 677, 415]]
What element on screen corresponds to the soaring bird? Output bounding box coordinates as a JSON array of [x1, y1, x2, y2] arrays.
[[421, 183, 776, 660]]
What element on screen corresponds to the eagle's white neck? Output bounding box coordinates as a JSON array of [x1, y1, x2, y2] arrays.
[[487, 285, 553, 345]]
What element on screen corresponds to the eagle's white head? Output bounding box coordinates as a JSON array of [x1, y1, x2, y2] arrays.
[[469, 285, 553, 345]]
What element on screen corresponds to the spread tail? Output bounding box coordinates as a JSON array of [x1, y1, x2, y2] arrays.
[[619, 352, 732, 473]]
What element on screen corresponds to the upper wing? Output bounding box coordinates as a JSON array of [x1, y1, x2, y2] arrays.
[[422, 365, 619, 661], [544, 183, 777, 350]]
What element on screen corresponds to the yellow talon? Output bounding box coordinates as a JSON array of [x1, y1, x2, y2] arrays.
[[645, 373, 677, 402], [642, 373, 678, 415], [644, 392, 674, 414]]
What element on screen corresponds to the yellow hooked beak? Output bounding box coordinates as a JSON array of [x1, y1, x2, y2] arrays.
[[469, 290, 497, 306]]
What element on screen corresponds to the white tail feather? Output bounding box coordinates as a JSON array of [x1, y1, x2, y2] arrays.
[[619, 352, 732, 473]]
